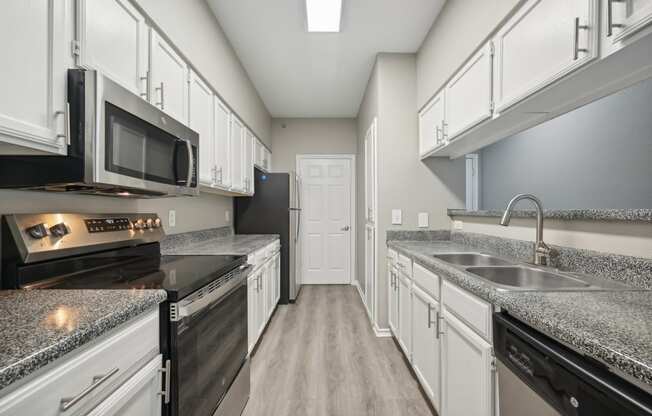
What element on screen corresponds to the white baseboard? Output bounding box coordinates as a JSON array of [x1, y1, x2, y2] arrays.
[[373, 324, 392, 338], [352, 280, 390, 338]]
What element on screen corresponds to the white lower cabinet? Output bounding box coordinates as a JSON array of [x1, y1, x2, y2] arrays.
[[247, 242, 281, 354], [441, 310, 494, 416], [397, 273, 412, 357], [411, 285, 441, 412], [388, 259, 399, 335]]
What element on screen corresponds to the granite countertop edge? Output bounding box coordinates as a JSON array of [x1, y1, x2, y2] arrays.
[[447, 208, 652, 223], [386, 239, 652, 388], [0, 290, 167, 391]]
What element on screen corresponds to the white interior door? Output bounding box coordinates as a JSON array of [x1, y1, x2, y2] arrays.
[[299, 157, 353, 285]]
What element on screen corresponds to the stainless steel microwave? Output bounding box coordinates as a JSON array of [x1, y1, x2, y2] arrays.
[[0, 69, 199, 197]]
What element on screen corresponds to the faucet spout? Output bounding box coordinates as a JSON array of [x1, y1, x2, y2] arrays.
[[500, 194, 551, 265]]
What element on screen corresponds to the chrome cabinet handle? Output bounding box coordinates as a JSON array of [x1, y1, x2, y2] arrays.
[[573, 17, 589, 60], [436, 311, 444, 339], [341, 225, 350, 231], [427, 304, 433, 328], [140, 72, 149, 100], [185, 140, 193, 187], [435, 125, 442, 144], [442, 121, 448, 140], [55, 103, 71, 146], [607, 0, 625, 37], [155, 82, 165, 109], [60, 367, 119, 411]]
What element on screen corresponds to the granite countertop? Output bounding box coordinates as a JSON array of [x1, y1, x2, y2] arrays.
[[0, 289, 166, 391], [387, 239, 652, 389], [161, 233, 280, 256], [447, 208, 652, 223]]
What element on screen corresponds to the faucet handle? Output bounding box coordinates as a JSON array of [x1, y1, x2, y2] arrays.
[[535, 241, 556, 266]]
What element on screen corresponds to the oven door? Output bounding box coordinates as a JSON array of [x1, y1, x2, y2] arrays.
[[88, 71, 199, 196], [171, 270, 249, 416]]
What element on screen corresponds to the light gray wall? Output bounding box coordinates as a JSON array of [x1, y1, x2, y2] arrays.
[[271, 118, 357, 172], [135, 0, 272, 145], [480, 78, 652, 210], [356, 54, 466, 327], [416, 0, 520, 109]]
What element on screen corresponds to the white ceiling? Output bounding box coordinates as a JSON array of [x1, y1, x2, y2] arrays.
[[207, 0, 446, 118]]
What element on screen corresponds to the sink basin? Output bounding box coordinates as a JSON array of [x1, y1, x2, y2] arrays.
[[465, 266, 591, 290], [434, 253, 514, 267]]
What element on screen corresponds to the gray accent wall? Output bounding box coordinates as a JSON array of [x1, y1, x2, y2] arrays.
[[480, 78, 652, 210]]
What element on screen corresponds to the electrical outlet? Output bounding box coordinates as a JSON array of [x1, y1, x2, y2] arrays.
[[418, 212, 429, 228], [168, 210, 176, 228], [453, 220, 463, 230], [225, 210, 230, 223], [391, 209, 402, 225]]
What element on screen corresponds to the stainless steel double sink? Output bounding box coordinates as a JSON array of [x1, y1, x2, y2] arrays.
[[432, 253, 628, 292]]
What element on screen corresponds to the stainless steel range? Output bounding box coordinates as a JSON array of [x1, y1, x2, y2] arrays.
[[1, 213, 250, 416]]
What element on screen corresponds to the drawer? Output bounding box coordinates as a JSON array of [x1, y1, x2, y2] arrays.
[[413, 262, 440, 300], [0, 310, 160, 416], [442, 280, 492, 341], [397, 254, 412, 277]]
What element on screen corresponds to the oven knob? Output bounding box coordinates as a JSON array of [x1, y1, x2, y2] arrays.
[[153, 218, 162, 228], [50, 223, 70, 238], [146, 218, 154, 229], [26, 223, 49, 239], [134, 219, 145, 230]]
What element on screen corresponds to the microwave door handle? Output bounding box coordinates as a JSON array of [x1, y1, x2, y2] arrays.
[[185, 140, 193, 187]]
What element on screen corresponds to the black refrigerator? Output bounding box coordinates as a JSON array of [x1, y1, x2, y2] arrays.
[[234, 168, 301, 304]]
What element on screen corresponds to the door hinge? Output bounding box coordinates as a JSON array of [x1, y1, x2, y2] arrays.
[[71, 40, 81, 57], [489, 41, 495, 57]]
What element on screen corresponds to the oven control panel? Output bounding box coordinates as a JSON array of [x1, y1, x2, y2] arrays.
[[85, 218, 132, 233]]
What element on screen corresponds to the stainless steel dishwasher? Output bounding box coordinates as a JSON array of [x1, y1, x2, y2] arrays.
[[493, 312, 652, 416]]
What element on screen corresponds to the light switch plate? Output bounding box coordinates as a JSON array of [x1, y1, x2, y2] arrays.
[[418, 212, 429, 228], [168, 210, 176, 228], [391, 209, 402, 225], [453, 220, 463, 230]]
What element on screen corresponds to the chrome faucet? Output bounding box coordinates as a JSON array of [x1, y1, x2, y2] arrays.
[[500, 194, 553, 266]]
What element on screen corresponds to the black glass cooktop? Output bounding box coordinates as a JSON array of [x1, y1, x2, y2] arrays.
[[19, 251, 245, 302]]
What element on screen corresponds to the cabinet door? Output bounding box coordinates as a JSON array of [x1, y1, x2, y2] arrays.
[[398, 274, 412, 358], [214, 97, 231, 189], [493, 0, 598, 113], [418, 91, 445, 155], [77, 0, 148, 98], [188, 71, 214, 187], [243, 129, 255, 195], [441, 310, 494, 416], [388, 265, 399, 335], [150, 31, 188, 124], [364, 225, 375, 318], [0, 0, 67, 154], [256, 269, 267, 337], [412, 286, 441, 412], [86, 355, 162, 416], [248, 274, 259, 353], [603, 0, 652, 55], [230, 115, 245, 192], [445, 42, 493, 139]]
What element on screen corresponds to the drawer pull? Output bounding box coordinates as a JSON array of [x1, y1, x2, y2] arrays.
[[60, 367, 119, 411]]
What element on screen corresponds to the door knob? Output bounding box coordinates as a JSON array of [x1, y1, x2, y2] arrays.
[[341, 226, 350, 231]]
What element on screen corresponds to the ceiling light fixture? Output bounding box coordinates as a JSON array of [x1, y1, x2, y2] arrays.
[[306, 0, 342, 32]]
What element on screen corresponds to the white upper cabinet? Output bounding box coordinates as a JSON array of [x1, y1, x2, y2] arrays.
[[188, 71, 214, 187], [243, 129, 255, 195], [418, 90, 446, 156], [230, 115, 245, 192], [493, 0, 598, 113], [149, 31, 188, 124], [214, 97, 232, 189], [0, 0, 68, 154], [603, 0, 652, 55], [445, 42, 494, 139], [76, 0, 149, 99], [412, 285, 441, 412]]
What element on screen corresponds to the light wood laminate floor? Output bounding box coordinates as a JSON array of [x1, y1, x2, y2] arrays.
[[242, 285, 435, 416]]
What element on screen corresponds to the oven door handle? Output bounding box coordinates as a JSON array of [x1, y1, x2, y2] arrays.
[[171, 271, 247, 321]]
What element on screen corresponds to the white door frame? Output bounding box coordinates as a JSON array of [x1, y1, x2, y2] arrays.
[[296, 154, 356, 285]]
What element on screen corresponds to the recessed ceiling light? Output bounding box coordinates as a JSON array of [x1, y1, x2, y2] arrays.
[[306, 0, 342, 33]]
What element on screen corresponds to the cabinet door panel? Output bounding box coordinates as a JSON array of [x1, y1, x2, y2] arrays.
[[150, 31, 188, 124], [188, 72, 214, 186], [388, 264, 399, 334], [494, 0, 598, 112], [441, 310, 493, 416], [412, 286, 441, 412], [445, 43, 493, 139], [77, 0, 148, 98], [248, 275, 258, 353], [611, 0, 652, 42], [230, 115, 245, 192], [214, 97, 231, 188], [398, 274, 412, 358], [419, 91, 445, 155], [0, 0, 67, 154]]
